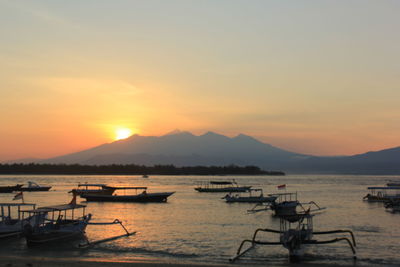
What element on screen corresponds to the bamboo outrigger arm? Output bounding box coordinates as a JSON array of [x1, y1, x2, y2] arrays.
[[79, 219, 135, 248], [313, 229, 356, 247], [230, 228, 284, 263]]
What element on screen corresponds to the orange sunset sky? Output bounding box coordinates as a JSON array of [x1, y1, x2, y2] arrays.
[[1, 1, 400, 161]]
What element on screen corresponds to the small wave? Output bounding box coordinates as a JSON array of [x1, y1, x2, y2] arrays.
[[91, 244, 200, 259], [352, 225, 382, 233]]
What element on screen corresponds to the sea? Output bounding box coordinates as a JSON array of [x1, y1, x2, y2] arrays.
[[0, 174, 399, 266]]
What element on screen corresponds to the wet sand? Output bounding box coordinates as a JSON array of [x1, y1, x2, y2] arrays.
[[0, 257, 234, 267], [0, 257, 356, 267]]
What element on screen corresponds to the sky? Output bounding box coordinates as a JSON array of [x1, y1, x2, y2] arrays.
[[1, 0, 400, 161]]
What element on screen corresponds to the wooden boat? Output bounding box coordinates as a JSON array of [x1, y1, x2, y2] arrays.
[[20, 181, 51, 192], [81, 187, 174, 203], [21, 195, 91, 246], [195, 180, 251, 193], [363, 186, 400, 202], [223, 189, 277, 203], [0, 184, 23, 193], [0, 203, 45, 239], [71, 183, 116, 196]]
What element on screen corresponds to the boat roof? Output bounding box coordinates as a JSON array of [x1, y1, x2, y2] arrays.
[[368, 186, 400, 190], [23, 203, 86, 213], [78, 183, 107, 187], [210, 181, 233, 185], [0, 203, 35, 207], [111, 186, 147, 190]]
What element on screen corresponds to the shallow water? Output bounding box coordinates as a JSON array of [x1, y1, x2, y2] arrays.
[[0, 174, 399, 266]]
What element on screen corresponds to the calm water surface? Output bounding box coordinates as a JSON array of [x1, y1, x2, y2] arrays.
[[0, 175, 399, 266]]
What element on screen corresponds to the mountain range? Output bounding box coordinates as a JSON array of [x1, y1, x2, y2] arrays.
[[7, 130, 400, 174]]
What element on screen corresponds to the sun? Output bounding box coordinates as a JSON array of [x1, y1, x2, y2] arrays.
[[115, 128, 133, 140]]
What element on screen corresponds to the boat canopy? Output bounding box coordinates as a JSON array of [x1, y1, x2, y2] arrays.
[[0, 203, 35, 207], [112, 186, 147, 190], [367, 186, 400, 190], [210, 181, 233, 185], [78, 183, 107, 187], [23, 203, 86, 213]]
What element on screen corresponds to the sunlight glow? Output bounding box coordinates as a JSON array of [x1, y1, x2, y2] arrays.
[[115, 128, 133, 140]]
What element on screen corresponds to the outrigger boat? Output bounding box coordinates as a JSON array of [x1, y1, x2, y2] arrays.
[[363, 186, 400, 202], [222, 189, 277, 203], [71, 183, 116, 197], [20, 181, 51, 192], [230, 213, 357, 263], [80, 187, 175, 203], [21, 194, 134, 246], [0, 184, 23, 193], [195, 180, 251, 193], [248, 192, 325, 218], [0, 203, 45, 239], [21, 196, 91, 246]]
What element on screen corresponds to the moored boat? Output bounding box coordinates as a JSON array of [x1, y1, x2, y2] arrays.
[[0, 203, 45, 239], [81, 187, 175, 203], [223, 189, 277, 203], [363, 186, 400, 202], [71, 183, 116, 196], [0, 184, 23, 193], [195, 180, 251, 193], [20, 181, 51, 192], [21, 195, 91, 246]]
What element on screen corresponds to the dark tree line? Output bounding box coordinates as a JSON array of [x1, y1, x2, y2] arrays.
[[0, 163, 285, 175]]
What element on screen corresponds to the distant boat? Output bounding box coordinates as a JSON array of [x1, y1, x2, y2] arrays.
[[80, 186, 174, 203], [0, 203, 45, 239], [20, 181, 51, 192], [0, 184, 23, 193], [363, 186, 400, 202], [223, 189, 277, 203], [71, 183, 116, 197], [195, 180, 251, 192]]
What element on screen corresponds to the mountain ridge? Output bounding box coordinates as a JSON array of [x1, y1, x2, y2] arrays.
[[4, 131, 400, 174]]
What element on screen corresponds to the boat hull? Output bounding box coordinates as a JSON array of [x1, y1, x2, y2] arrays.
[[0, 184, 23, 193], [73, 188, 115, 196], [20, 186, 52, 192], [25, 216, 91, 246], [195, 186, 251, 193], [81, 192, 175, 202], [225, 196, 277, 203]]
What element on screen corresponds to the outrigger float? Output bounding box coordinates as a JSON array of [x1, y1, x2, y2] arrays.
[[230, 213, 357, 263], [21, 194, 134, 247]]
